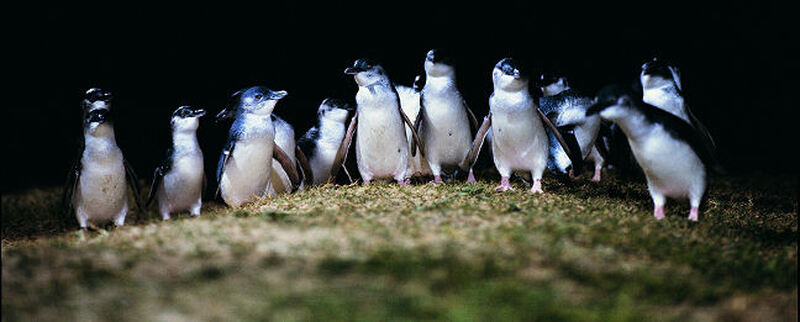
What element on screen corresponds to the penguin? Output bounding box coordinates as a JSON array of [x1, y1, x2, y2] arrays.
[[82, 88, 113, 114], [586, 85, 722, 221], [536, 73, 606, 181], [63, 89, 141, 231], [640, 57, 716, 151], [146, 106, 206, 221], [297, 98, 354, 185], [396, 76, 432, 182], [412, 49, 479, 183], [335, 59, 425, 185], [215, 86, 299, 207], [266, 114, 310, 196], [464, 58, 564, 194]]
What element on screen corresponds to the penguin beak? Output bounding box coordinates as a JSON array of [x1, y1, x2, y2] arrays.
[[193, 109, 206, 117], [215, 108, 234, 123], [269, 90, 288, 100], [344, 67, 360, 75]]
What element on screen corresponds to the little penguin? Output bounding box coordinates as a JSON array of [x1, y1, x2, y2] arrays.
[[64, 89, 142, 231], [537, 73, 605, 181], [640, 57, 716, 151], [336, 59, 425, 185], [147, 106, 206, 220], [266, 114, 309, 196], [464, 58, 560, 194], [215, 86, 298, 207], [587, 85, 722, 221], [396, 77, 432, 182], [298, 98, 353, 185], [413, 49, 479, 183]]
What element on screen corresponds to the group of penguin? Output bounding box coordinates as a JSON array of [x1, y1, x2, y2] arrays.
[[64, 49, 722, 232]]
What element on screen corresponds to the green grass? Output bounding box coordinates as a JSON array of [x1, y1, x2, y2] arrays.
[[2, 174, 797, 321]]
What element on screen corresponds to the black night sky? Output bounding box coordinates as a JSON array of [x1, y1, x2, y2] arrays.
[[5, 2, 796, 193]]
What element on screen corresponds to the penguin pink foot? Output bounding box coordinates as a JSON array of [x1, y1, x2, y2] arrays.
[[654, 205, 665, 220], [529, 179, 543, 194], [363, 179, 371, 185], [568, 169, 579, 179], [494, 177, 513, 192], [591, 168, 602, 182], [396, 179, 407, 186], [688, 207, 699, 222], [429, 175, 443, 185], [467, 170, 476, 183]]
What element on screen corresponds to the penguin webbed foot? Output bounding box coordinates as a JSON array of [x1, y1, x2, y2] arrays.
[[688, 207, 699, 222], [494, 177, 514, 192], [654, 205, 665, 220]]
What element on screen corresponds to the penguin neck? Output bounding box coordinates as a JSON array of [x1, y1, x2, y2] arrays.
[[423, 74, 456, 93], [238, 112, 274, 140], [611, 112, 651, 144], [493, 87, 531, 102], [83, 125, 120, 159], [320, 116, 345, 135], [172, 129, 200, 154]]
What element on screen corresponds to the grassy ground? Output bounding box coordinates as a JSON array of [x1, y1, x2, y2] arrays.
[[2, 173, 797, 321]]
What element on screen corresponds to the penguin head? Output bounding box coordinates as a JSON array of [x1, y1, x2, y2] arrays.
[[586, 85, 638, 121], [84, 108, 113, 136], [536, 73, 570, 96], [492, 58, 528, 91], [82, 88, 113, 112], [424, 49, 455, 77], [640, 57, 682, 91], [344, 59, 389, 86], [318, 98, 352, 123], [224, 86, 288, 117], [171, 106, 206, 131]]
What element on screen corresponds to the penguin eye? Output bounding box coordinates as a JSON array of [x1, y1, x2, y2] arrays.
[[255, 94, 263, 100]]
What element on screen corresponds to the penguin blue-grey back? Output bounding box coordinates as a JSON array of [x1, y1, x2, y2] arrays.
[[537, 73, 605, 181]]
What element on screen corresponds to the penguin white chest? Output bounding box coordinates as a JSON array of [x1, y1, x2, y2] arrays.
[[355, 89, 408, 180], [162, 156, 204, 209], [629, 127, 705, 198], [221, 138, 274, 206], [76, 148, 128, 222], [421, 92, 471, 165], [489, 96, 548, 174], [311, 124, 345, 184]]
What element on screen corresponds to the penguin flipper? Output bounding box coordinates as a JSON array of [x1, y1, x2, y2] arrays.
[[295, 146, 314, 186], [557, 125, 585, 174], [62, 163, 80, 222], [273, 144, 300, 191], [537, 108, 578, 164], [146, 166, 165, 207], [686, 104, 717, 151], [462, 113, 492, 169], [410, 98, 424, 155], [399, 105, 425, 158], [124, 159, 144, 211], [464, 99, 479, 135], [329, 113, 358, 184], [215, 140, 235, 197]]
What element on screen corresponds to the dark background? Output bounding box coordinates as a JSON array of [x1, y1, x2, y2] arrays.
[[4, 2, 795, 193]]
